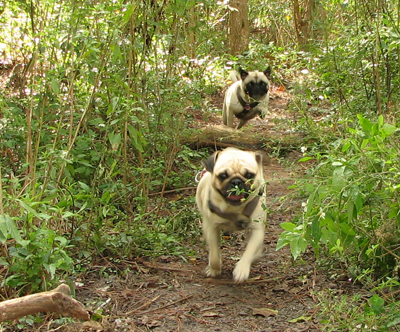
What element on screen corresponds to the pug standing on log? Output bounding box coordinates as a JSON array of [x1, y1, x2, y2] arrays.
[[222, 67, 271, 129], [196, 147, 266, 283]]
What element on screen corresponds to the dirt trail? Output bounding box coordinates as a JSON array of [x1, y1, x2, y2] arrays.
[[71, 158, 332, 332], [1, 83, 358, 331], [68, 86, 348, 332]]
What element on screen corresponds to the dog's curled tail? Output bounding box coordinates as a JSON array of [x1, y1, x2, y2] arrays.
[[230, 70, 240, 83]]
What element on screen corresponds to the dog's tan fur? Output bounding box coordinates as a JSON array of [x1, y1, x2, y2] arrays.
[[222, 68, 271, 129], [196, 147, 266, 283]]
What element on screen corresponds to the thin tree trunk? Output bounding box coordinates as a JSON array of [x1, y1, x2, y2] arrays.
[[293, 0, 315, 48], [228, 0, 249, 55]]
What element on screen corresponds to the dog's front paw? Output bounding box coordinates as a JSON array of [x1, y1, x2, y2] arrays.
[[205, 265, 221, 278], [233, 261, 251, 283]]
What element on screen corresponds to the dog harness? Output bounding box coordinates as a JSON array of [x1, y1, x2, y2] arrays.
[[207, 189, 264, 229], [236, 87, 260, 117], [195, 169, 207, 183]]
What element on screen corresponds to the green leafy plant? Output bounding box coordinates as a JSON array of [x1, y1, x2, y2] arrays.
[[317, 290, 400, 331], [0, 215, 74, 292], [277, 114, 400, 277]]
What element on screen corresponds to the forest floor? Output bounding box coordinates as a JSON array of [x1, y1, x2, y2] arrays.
[[1, 82, 364, 332], [63, 86, 361, 332]]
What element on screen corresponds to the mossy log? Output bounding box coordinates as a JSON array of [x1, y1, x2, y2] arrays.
[[183, 125, 307, 151]]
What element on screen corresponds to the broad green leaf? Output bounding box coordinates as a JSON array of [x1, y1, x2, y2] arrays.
[[0, 229, 5, 243], [43, 263, 56, 279], [62, 211, 75, 219], [298, 157, 313, 162], [310, 217, 322, 243], [367, 294, 385, 314], [381, 123, 397, 137], [342, 141, 351, 152], [347, 202, 355, 223], [340, 222, 356, 236], [289, 315, 312, 323], [290, 235, 308, 260], [331, 176, 346, 192], [122, 4, 134, 25], [361, 138, 369, 149], [280, 222, 297, 231], [55, 236, 68, 247], [304, 182, 314, 193], [305, 192, 315, 217], [276, 232, 290, 251], [387, 316, 400, 328], [109, 132, 121, 150], [357, 114, 373, 134], [377, 115, 384, 127], [79, 182, 91, 192], [0, 216, 8, 242], [51, 79, 59, 95], [128, 125, 147, 152], [0, 215, 25, 245]]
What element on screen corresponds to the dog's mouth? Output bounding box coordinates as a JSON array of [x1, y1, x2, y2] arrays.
[[218, 176, 254, 206], [225, 191, 250, 206], [226, 194, 245, 202]]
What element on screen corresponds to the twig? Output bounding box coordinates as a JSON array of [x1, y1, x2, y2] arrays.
[[147, 186, 197, 197], [203, 275, 286, 285], [140, 261, 195, 273], [182, 313, 214, 325], [125, 295, 161, 316], [135, 295, 193, 315]]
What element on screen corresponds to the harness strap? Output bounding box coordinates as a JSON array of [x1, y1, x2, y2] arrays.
[[236, 86, 260, 115]]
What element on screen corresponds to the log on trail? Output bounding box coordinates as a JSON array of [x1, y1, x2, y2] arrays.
[[183, 125, 307, 151], [0, 284, 90, 322]]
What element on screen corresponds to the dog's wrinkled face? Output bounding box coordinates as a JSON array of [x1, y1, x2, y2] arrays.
[[204, 148, 263, 206], [240, 68, 271, 101]]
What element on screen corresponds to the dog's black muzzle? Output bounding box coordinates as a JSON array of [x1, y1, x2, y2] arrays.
[[245, 85, 269, 101]]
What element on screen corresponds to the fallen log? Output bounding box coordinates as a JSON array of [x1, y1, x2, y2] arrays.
[[183, 125, 307, 151], [0, 284, 90, 322]]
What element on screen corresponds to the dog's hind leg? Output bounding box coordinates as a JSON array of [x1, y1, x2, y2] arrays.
[[222, 105, 235, 128], [222, 105, 228, 126]]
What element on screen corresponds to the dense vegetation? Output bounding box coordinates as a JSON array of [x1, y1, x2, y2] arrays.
[[2, 0, 400, 329]]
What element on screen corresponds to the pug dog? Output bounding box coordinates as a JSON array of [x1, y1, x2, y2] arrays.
[[196, 147, 266, 283], [222, 67, 271, 129]]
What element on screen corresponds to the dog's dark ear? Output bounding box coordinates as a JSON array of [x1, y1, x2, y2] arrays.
[[264, 66, 272, 79], [203, 151, 220, 173], [238, 68, 249, 81]]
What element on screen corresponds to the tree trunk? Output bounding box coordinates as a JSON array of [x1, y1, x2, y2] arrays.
[[0, 284, 90, 322], [228, 0, 249, 55], [293, 0, 315, 48]]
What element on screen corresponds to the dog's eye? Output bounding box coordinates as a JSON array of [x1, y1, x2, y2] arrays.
[[218, 172, 229, 181], [244, 172, 255, 180]]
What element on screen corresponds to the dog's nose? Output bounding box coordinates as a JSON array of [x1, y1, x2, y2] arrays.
[[231, 178, 244, 187]]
